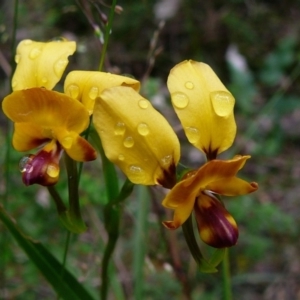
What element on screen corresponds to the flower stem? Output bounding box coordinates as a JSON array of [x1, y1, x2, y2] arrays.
[[98, 0, 117, 71], [222, 248, 233, 300]]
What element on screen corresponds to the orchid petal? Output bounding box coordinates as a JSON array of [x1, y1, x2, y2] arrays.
[[12, 39, 76, 91], [55, 130, 97, 162], [167, 60, 236, 158], [12, 123, 49, 151], [206, 177, 258, 196], [64, 71, 140, 114], [93, 86, 180, 187], [3, 88, 90, 133], [194, 194, 239, 248], [163, 195, 195, 229]]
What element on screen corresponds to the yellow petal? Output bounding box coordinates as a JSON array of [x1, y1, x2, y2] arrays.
[[2, 88, 90, 134], [206, 177, 258, 196], [167, 60, 236, 158], [12, 123, 49, 151], [93, 86, 180, 186], [55, 130, 97, 162], [64, 71, 140, 114], [188, 156, 253, 196], [12, 39, 76, 90], [163, 156, 251, 207], [162, 195, 195, 229]]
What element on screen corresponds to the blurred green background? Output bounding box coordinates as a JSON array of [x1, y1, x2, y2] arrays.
[[1, 0, 300, 299]]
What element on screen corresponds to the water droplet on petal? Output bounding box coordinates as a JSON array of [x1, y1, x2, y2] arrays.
[[138, 99, 149, 109], [185, 127, 200, 144], [118, 154, 125, 161], [137, 123, 149, 136], [54, 58, 68, 77], [41, 77, 48, 84], [171, 92, 189, 109], [15, 54, 21, 63], [210, 91, 235, 117], [19, 155, 33, 173], [88, 86, 99, 100], [62, 136, 73, 149], [114, 122, 126, 136], [128, 165, 143, 174], [67, 84, 80, 99], [123, 136, 134, 148], [185, 81, 194, 90], [46, 164, 59, 178], [161, 155, 172, 165], [29, 48, 41, 59]]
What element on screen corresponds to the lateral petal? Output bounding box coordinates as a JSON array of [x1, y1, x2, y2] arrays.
[[167, 60, 236, 158], [12, 39, 76, 90], [55, 130, 97, 162], [93, 86, 180, 186], [162, 194, 195, 229], [64, 71, 140, 114], [206, 177, 258, 196]]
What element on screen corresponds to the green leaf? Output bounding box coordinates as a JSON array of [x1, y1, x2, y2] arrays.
[[0, 205, 94, 300]]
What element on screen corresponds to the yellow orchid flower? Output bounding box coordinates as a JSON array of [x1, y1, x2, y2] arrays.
[[3, 88, 97, 185], [167, 60, 236, 160], [93, 86, 180, 188], [64, 71, 140, 114], [2, 39, 96, 186], [162, 156, 258, 248], [12, 38, 76, 91]]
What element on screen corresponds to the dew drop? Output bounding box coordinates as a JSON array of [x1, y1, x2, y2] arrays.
[[29, 48, 41, 59], [41, 77, 48, 84], [138, 99, 149, 109], [137, 123, 150, 136], [128, 165, 143, 174], [185, 127, 200, 144], [118, 154, 125, 161], [114, 122, 126, 136], [210, 91, 235, 117], [89, 86, 99, 100], [67, 84, 80, 99], [54, 58, 68, 77], [19, 155, 33, 173], [161, 155, 172, 165], [123, 136, 134, 148], [185, 81, 194, 90], [62, 136, 73, 149], [47, 164, 59, 178], [15, 54, 21, 63], [171, 92, 189, 109]]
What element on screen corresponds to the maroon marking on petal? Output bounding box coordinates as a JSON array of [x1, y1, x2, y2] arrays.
[[156, 161, 177, 189], [20, 143, 62, 186], [194, 195, 239, 248]]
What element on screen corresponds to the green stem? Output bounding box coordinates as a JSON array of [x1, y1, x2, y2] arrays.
[[133, 186, 149, 299], [222, 248, 232, 300], [64, 154, 80, 220], [98, 0, 117, 71], [61, 231, 71, 278]]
